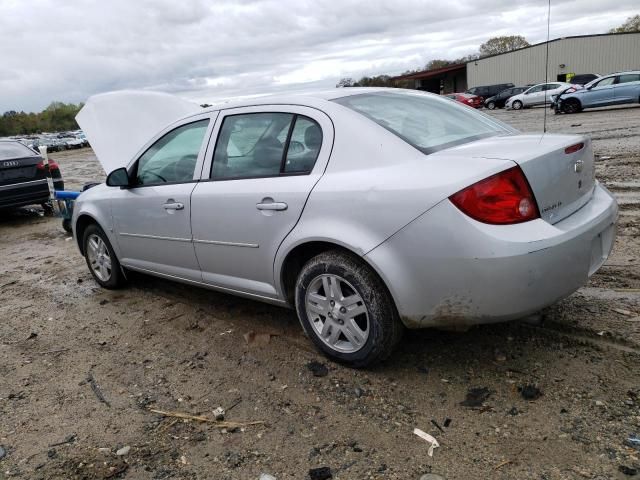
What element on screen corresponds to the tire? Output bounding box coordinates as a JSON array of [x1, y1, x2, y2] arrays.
[[82, 224, 125, 289], [511, 100, 523, 110], [562, 99, 582, 114], [486, 101, 496, 110], [294, 250, 403, 367], [41, 201, 54, 215]]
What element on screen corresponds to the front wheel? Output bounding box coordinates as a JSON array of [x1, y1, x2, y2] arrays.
[[83, 224, 125, 289], [295, 250, 403, 367], [511, 100, 523, 110], [562, 99, 582, 114], [486, 101, 496, 110]]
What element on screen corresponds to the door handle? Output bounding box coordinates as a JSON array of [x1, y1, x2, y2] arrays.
[[163, 200, 184, 210], [256, 201, 288, 211]]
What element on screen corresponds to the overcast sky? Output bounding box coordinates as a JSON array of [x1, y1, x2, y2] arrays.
[[0, 0, 636, 112]]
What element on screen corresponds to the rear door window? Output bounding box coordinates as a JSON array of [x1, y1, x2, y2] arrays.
[[211, 113, 322, 180], [617, 74, 640, 84]]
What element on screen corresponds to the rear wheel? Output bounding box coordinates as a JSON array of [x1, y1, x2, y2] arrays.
[[83, 224, 125, 289], [486, 101, 496, 110], [562, 98, 582, 114], [295, 250, 403, 367], [511, 100, 523, 110]]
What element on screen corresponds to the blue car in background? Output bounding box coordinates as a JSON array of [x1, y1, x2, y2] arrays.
[[555, 71, 640, 114]]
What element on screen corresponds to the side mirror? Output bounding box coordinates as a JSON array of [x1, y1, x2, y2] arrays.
[[106, 167, 131, 188]]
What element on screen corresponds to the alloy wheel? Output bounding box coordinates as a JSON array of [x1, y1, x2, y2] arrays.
[[305, 274, 369, 354], [86, 233, 112, 282]]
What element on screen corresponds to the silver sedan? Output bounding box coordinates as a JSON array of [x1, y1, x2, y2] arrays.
[[73, 88, 618, 367]]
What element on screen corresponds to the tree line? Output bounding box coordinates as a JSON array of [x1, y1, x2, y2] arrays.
[[337, 15, 640, 88], [336, 35, 530, 88], [0, 102, 83, 137]]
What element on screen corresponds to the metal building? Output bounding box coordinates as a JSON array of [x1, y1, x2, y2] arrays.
[[466, 32, 640, 88]]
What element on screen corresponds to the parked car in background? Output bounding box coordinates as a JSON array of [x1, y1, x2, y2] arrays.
[[483, 86, 528, 109], [443, 92, 483, 108], [0, 140, 63, 209], [506, 82, 573, 110], [555, 71, 640, 114], [73, 88, 617, 366], [466, 83, 514, 101], [569, 74, 600, 85]]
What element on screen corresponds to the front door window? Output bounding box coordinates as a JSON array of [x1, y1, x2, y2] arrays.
[[136, 120, 209, 185]]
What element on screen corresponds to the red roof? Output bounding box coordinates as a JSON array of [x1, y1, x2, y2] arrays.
[[392, 63, 466, 81]]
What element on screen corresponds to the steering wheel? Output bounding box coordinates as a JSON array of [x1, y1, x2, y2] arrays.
[[141, 169, 167, 183]]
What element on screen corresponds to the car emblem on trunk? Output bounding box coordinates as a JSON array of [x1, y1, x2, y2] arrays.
[[574, 159, 584, 173], [1, 160, 19, 168]]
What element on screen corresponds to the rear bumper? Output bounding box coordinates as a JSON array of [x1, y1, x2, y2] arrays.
[[0, 178, 64, 208], [366, 183, 618, 328]]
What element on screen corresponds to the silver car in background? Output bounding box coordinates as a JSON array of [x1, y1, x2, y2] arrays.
[[506, 82, 572, 110], [73, 88, 618, 366]]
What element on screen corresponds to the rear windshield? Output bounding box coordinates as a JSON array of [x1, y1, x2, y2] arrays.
[[333, 92, 513, 154], [0, 142, 36, 160]]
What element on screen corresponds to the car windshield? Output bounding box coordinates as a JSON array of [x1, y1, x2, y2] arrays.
[[333, 91, 513, 154], [0, 141, 36, 160]]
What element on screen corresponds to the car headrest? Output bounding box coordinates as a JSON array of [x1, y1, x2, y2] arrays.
[[254, 137, 283, 168], [304, 124, 322, 150]]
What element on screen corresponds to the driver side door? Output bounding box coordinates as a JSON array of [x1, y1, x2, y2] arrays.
[[523, 85, 544, 105], [110, 114, 215, 281], [583, 76, 616, 107]]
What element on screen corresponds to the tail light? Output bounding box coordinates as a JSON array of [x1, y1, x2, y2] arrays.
[[564, 142, 584, 154], [37, 159, 59, 171], [449, 166, 539, 225]]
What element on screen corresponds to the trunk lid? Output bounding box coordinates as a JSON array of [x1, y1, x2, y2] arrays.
[[0, 143, 42, 186], [444, 133, 595, 224]]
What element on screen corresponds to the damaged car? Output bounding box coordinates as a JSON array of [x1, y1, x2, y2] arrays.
[[73, 88, 618, 367]]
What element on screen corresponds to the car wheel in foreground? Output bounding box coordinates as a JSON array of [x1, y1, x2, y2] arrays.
[[83, 224, 124, 289], [295, 250, 403, 367], [562, 99, 582, 114], [486, 101, 496, 110], [511, 100, 523, 110]]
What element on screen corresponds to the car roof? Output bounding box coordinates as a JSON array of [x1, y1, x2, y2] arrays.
[[195, 87, 431, 115]]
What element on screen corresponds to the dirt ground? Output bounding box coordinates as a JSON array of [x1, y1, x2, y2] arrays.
[[1, 104, 639, 480]]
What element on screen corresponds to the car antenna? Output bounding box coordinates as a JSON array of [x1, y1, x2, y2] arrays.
[[543, 0, 551, 134]]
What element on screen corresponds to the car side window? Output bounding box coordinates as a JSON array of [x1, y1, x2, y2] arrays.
[[617, 74, 640, 84], [135, 120, 209, 186], [594, 77, 615, 88], [284, 116, 323, 173], [211, 113, 322, 180], [527, 86, 542, 93]]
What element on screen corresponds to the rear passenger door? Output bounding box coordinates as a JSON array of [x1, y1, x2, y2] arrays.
[[613, 73, 640, 103], [190, 106, 333, 299]]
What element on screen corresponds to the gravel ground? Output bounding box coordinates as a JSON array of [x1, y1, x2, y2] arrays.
[[1, 104, 639, 480]]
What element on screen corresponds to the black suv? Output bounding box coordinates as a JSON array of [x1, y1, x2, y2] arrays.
[[483, 86, 528, 109], [466, 83, 515, 100]]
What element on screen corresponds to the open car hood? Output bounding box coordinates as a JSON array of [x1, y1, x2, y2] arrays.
[[76, 91, 201, 174]]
